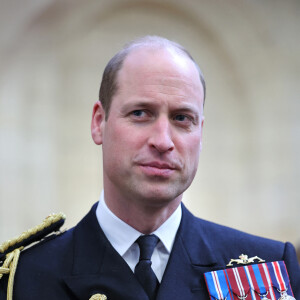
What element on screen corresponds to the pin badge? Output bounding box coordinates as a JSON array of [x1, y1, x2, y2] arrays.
[[227, 254, 265, 266]]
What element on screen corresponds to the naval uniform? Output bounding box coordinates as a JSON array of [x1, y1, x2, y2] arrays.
[[0, 202, 299, 299]]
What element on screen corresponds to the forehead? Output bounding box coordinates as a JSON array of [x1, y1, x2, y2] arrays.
[[115, 47, 204, 102]]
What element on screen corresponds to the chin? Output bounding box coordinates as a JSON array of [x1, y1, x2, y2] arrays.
[[135, 187, 183, 207], [127, 178, 188, 205]]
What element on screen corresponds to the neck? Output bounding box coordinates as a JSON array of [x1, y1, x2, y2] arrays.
[[103, 190, 182, 234]]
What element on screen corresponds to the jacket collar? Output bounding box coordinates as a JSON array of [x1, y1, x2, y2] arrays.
[[156, 203, 219, 299], [178, 203, 218, 266], [63, 203, 148, 299], [63, 202, 220, 299]]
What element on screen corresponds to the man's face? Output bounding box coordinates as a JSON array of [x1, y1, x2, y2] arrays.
[[93, 48, 204, 208]]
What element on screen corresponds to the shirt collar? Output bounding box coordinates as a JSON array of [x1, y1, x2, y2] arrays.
[[96, 191, 182, 256], [96, 191, 141, 256], [152, 204, 181, 254]]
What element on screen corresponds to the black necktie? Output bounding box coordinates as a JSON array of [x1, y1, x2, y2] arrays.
[[134, 234, 159, 300]]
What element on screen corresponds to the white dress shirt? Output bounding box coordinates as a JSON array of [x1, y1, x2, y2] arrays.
[[96, 191, 182, 282]]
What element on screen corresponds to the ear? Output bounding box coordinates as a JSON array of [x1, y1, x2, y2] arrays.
[[91, 101, 105, 145], [199, 116, 205, 152]]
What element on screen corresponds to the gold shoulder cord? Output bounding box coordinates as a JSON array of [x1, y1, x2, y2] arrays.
[[0, 213, 66, 300], [0, 248, 22, 300]]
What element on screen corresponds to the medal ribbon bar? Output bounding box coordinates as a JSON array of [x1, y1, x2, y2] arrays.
[[204, 261, 295, 300]]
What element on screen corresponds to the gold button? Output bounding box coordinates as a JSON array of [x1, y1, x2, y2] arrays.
[[89, 294, 107, 300]]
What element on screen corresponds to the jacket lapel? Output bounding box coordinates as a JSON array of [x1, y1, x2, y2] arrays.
[[63, 203, 148, 300], [63, 202, 225, 299], [157, 204, 222, 300]]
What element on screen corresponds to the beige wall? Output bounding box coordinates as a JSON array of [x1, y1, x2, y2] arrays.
[[1, 0, 299, 251]]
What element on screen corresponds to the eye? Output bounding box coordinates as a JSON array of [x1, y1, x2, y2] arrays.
[[174, 114, 189, 122], [129, 109, 152, 122], [131, 110, 145, 117], [173, 113, 198, 129]]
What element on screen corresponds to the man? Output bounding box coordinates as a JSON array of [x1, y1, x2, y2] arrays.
[[0, 36, 299, 299]]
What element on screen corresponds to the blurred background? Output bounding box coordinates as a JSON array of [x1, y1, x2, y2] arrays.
[[0, 0, 299, 260]]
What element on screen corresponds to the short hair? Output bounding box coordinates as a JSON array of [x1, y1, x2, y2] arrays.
[[99, 36, 206, 119]]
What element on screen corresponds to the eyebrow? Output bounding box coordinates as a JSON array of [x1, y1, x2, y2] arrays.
[[120, 100, 154, 114], [121, 98, 200, 112]]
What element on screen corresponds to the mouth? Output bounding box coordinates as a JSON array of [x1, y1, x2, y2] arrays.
[[139, 161, 177, 178], [142, 161, 176, 169]]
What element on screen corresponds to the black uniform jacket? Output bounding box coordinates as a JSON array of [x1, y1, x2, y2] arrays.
[[1, 203, 299, 299]]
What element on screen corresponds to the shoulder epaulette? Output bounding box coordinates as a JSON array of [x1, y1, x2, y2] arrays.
[[0, 213, 66, 300]]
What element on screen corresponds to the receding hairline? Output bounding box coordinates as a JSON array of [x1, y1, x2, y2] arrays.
[[99, 36, 206, 119], [124, 37, 204, 76], [121, 36, 192, 58], [119, 37, 205, 96]]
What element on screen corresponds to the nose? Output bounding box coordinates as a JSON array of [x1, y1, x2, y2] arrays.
[[148, 117, 174, 153]]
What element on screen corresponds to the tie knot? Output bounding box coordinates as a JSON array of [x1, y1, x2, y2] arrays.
[[136, 234, 159, 261]]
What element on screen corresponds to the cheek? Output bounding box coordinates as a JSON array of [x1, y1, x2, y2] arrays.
[[103, 124, 146, 160], [102, 125, 124, 166], [181, 135, 202, 166]]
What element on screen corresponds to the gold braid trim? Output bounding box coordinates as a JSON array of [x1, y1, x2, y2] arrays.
[[0, 213, 66, 254], [0, 213, 65, 300], [0, 247, 22, 300]]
